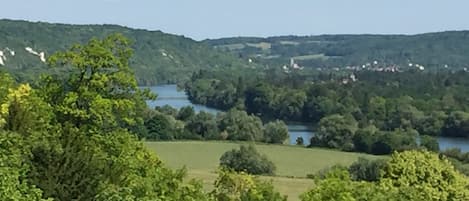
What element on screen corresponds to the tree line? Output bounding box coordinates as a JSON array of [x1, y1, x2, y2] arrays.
[[205, 31, 469, 70], [185, 68, 469, 155], [142, 105, 289, 144]]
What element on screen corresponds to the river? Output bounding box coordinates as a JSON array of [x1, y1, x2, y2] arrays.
[[145, 85, 469, 152]]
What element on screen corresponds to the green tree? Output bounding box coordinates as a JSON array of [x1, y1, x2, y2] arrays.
[[380, 150, 469, 201], [218, 110, 264, 141], [29, 126, 103, 201], [312, 114, 358, 151], [366, 96, 387, 129], [177, 106, 196, 121], [420, 135, 440, 152], [263, 120, 289, 144], [371, 130, 417, 155], [442, 111, 469, 138], [348, 157, 387, 182], [212, 169, 286, 201], [220, 145, 275, 175], [0, 84, 53, 136], [415, 111, 446, 136], [185, 111, 219, 139], [155, 105, 178, 117], [42, 33, 153, 132], [301, 169, 386, 201], [0, 131, 49, 201], [302, 151, 469, 201], [352, 125, 378, 153], [276, 90, 307, 120], [20, 35, 209, 201], [244, 83, 274, 117], [0, 71, 15, 103], [144, 112, 173, 140]]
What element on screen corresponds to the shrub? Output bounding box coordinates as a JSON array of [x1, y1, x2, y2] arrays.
[[308, 164, 348, 180], [219, 145, 275, 175], [348, 157, 387, 181], [263, 120, 289, 144], [296, 137, 304, 146], [212, 168, 286, 201]]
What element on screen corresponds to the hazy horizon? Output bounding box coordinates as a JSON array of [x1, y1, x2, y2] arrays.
[[2, 0, 469, 40]]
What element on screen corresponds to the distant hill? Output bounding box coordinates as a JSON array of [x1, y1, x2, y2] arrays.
[[204, 32, 469, 70], [0, 19, 254, 85]]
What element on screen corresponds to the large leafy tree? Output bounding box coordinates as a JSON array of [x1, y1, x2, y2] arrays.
[[218, 109, 264, 141], [263, 120, 289, 144], [220, 145, 275, 175], [42, 33, 153, 132], [144, 111, 174, 140], [185, 111, 220, 139], [0, 35, 209, 201], [312, 114, 358, 151]]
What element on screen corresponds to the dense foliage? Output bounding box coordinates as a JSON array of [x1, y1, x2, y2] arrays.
[[185, 68, 469, 155], [302, 150, 469, 201], [144, 106, 290, 144], [212, 169, 287, 201], [348, 157, 387, 182], [0, 19, 255, 85], [220, 145, 276, 175], [205, 32, 469, 70]]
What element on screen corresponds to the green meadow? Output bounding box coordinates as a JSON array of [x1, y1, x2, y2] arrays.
[[145, 141, 382, 201]]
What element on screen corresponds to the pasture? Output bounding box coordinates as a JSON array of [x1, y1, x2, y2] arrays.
[[145, 141, 381, 200]]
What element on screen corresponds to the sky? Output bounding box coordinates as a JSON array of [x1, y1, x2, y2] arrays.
[[1, 0, 469, 40]]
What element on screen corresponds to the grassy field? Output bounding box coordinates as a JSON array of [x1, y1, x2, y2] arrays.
[[145, 141, 381, 201]]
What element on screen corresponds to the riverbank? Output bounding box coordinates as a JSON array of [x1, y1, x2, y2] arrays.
[[144, 84, 469, 151]]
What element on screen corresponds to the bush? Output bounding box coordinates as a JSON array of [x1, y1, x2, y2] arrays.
[[348, 157, 387, 182], [263, 120, 289, 144], [370, 130, 418, 155], [420, 135, 439, 152], [212, 168, 286, 201], [296, 137, 304, 146], [219, 145, 276, 175], [308, 164, 348, 180]]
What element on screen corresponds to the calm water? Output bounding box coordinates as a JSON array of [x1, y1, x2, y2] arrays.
[[145, 85, 469, 151], [145, 85, 220, 114]]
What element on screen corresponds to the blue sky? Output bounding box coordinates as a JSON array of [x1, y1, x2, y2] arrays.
[[1, 0, 469, 40]]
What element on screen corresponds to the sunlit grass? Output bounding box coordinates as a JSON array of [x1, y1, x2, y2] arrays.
[[145, 141, 382, 201]]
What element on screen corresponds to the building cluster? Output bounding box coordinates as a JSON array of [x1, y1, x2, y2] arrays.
[[282, 58, 304, 73], [341, 73, 358, 84]]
